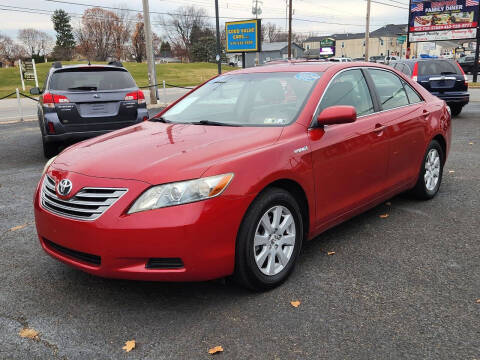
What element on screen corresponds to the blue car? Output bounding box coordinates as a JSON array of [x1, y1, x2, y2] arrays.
[[30, 62, 149, 157], [390, 59, 469, 117]]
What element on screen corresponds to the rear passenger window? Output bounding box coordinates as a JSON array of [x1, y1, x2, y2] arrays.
[[418, 60, 461, 75], [399, 64, 411, 76], [368, 69, 409, 110], [403, 82, 422, 104], [319, 69, 374, 117]]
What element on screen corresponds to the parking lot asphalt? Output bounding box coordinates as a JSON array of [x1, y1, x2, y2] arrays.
[[0, 105, 479, 360]]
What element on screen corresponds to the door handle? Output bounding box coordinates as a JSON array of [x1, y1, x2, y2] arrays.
[[374, 123, 386, 132], [422, 109, 430, 118]]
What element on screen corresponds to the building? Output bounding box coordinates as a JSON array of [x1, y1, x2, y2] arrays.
[[303, 24, 409, 59], [243, 42, 304, 67]]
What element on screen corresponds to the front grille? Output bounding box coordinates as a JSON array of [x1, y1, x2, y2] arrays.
[[44, 238, 101, 266], [41, 175, 127, 221], [146, 258, 184, 269]]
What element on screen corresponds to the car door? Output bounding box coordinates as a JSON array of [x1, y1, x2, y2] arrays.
[[308, 68, 390, 227], [366, 68, 427, 189]]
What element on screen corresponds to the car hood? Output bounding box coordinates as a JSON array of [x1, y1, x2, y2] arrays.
[[52, 122, 283, 184]]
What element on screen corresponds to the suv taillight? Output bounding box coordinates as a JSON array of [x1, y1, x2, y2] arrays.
[[42, 93, 70, 108], [456, 61, 468, 87], [125, 91, 146, 104], [412, 62, 418, 82]]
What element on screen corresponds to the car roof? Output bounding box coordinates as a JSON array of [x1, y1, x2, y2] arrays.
[[50, 64, 127, 74], [226, 61, 395, 74]]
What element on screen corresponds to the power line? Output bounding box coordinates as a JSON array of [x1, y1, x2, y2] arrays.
[[367, 0, 409, 10]]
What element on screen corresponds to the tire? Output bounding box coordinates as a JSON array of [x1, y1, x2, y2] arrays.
[[450, 104, 463, 117], [411, 140, 444, 200], [234, 187, 304, 291], [42, 138, 58, 158]]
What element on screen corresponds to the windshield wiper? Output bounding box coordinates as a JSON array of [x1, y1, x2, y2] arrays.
[[149, 116, 172, 123], [440, 71, 456, 75], [67, 86, 97, 91], [189, 120, 241, 127]]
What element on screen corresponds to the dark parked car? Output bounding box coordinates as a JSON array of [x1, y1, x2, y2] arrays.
[[457, 55, 479, 74], [30, 62, 149, 158], [390, 59, 469, 116], [369, 55, 385, 63]]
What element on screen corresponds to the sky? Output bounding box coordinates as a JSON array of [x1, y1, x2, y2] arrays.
[[0, 0, 410, 41]]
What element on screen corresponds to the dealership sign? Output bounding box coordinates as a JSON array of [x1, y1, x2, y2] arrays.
[[409, 27, 477, 41], [225, 19, 261, 53], [319, 38, 335, 58], [409, 0, 479, 41]]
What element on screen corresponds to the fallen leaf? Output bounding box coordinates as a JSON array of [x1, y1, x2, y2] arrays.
[[327, 251, 336, 256], [385, 202, 392, 206], [469, 142, 474, 145], [379, 214, 389, 219], [10, 224, 27, 232], [122, 340, 136, 352], [208, 346, 224, 355], [290, 300, 301, 307], [448, 170, 455, 174], [19, 328, 39, 340]]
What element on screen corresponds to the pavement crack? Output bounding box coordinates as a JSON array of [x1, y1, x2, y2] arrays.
[[0, 312, 69, 360]]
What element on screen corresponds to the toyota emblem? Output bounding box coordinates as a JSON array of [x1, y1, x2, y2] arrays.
[[57, 179, 73, 196]]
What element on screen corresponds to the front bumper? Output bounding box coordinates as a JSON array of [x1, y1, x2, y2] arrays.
[[34, 171, 253, 281]]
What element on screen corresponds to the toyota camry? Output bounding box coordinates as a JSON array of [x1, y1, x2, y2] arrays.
[[34, 62, 451, 290]]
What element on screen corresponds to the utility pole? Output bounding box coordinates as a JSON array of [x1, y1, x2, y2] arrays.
[[288, 0, 292, 59], [473, 23, 480, 82], [364, 0, 371, 61], [142, 0, 157, 105], [215, 0, 222, 74]]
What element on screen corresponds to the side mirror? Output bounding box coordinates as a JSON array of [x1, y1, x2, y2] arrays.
[[317, 105, 357, 126], [30, 87, 41, 95]]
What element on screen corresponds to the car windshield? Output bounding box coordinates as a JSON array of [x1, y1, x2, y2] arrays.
[[159, 72, 322, 126], [49, 68, 137, 91]]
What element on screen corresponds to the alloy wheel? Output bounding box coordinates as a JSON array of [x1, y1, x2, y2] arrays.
[[253, 205, 296, 276], [424, 148, 441, 191]]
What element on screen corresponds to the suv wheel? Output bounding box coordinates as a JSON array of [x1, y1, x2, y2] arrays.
[[42, 138, 58, 158], [450, 104, 463, 117], [234, 188, 303, 291]]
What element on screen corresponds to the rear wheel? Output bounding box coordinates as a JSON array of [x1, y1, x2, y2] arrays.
[[42, 138, 58, 158], [450, 104, 463, 117], [234, 188, 303, 291], [411, 140, 444, 200]]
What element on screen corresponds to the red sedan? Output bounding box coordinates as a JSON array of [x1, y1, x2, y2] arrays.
[[34, 62, 451, 290]]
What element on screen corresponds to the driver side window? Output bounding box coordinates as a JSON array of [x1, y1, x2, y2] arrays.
[[318, 69, 374, 118]]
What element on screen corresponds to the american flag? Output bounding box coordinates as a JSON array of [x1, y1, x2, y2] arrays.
[[466, 0, 479, 7], [411, 2, 424, 12]]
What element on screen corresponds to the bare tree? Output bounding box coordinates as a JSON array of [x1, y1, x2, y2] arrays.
[[75, 8, 129, 61], [131, 14, 146, 62], [160, 6, 209, 61], [262, 22, 281, 43], [0, 33, 27, 65], [113, 8, 132, 60], [18, 29, 52, 58]]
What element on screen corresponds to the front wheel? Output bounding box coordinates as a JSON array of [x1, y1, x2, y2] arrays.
[[234, 188, 303, 291], [411, 140, 444, 200]]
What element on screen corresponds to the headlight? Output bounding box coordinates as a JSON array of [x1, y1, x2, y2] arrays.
[[42, 156, 57, 175], [128, 173, 234, 214]]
